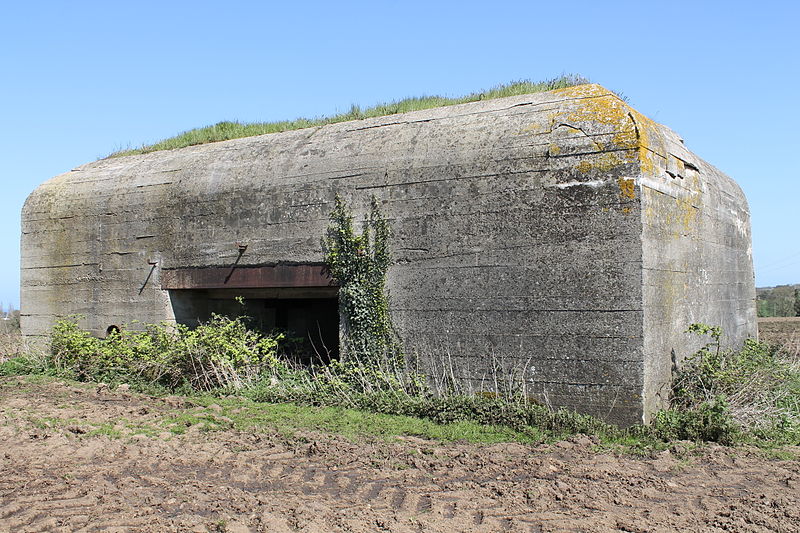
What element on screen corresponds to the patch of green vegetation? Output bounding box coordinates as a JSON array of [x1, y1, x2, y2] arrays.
[[0, 354, 50, 377], [5, 387, 537, 445], [167, 399, 542, 444], [48, 313, 284, 392], [243, 383, 620, 441], [324, 195, 402, 365], [21, 412, 161, 440], [648, 323, 800, 446], [109, 75, 588, 157], [755, 447, 800, 460], [27, 415, 73, 430], [5, 316, 798, 451], [85, 423, 124, 439], [593, 433, 670, 457], [161, 409, 234, 435]]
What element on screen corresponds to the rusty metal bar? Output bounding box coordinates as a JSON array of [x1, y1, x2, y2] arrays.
[[161, 265, 336, 290]]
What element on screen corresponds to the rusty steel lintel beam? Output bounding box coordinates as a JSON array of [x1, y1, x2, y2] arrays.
[[161, 265, 336, 290]]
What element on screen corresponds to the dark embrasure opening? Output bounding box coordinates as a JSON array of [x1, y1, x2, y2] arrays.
[[169, 287, 339, 365], [164, 265, 339, 365]]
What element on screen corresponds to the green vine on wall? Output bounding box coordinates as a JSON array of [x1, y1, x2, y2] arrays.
[[323, 195, 401, 365]]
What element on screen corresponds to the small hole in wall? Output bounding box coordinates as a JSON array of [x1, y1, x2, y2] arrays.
[[106, 325, 121, 338]]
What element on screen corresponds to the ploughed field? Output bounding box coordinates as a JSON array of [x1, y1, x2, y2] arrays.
[[758, 317, 800, 356], [1, 377, 799, 532]]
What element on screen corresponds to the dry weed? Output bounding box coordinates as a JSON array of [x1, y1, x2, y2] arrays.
[[0, 332, 24, 362]]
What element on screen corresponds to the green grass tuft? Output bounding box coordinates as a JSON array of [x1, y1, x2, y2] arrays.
[[109, 75, 589, 157]]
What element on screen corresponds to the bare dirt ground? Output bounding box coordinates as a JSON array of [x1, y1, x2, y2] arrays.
[[1, 378, 799, 533], [758, 317, 800, 356]]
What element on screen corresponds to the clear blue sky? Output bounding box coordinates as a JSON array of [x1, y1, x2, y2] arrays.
[[2, 0, 798, 309]]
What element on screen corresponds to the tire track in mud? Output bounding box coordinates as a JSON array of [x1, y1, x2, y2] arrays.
[[1, 439, 546, 532], [221, 454, 531, 531], [0, 476, 99, 532], [0, 452, 786, 533]]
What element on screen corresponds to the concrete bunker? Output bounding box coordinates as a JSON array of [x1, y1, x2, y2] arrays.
[[20, 84, 756, 426], [163, 264, 339, 364]]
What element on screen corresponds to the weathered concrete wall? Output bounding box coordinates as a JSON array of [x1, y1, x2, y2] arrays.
[[21, 84, 755, 425], [638, 126, 756, 419]]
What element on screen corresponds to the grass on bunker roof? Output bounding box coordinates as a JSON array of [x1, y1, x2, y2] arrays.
[[108, 74, 589, 158]]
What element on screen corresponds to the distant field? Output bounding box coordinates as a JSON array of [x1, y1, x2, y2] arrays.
[[758, 317, 800, 356], [0, 331, 22, 362]]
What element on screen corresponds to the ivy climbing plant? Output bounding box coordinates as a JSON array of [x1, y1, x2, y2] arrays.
[[323, 195, 401, 365]]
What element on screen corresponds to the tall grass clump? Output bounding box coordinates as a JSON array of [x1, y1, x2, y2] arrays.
[[109, 75, 589, 157], [0, 312, 26, 369], [0, 332, 23, 364]]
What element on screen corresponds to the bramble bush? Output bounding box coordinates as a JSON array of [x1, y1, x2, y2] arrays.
[[47, 315, 285, 391], [650, 323, 800, 445]]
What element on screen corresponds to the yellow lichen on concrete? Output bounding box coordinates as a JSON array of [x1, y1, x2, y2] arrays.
[[552, 84, 665, 178], [640, 184, 702, 239], [671, 173, 703, 234], [576, 152, 623, 174], [675, 175, 703, 234], [550, 84, 611, 100], [673, 194, 700, 233], [626, 108, 662, 176], [618, 177, 636, 200], [520, 123, 544, 134]]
